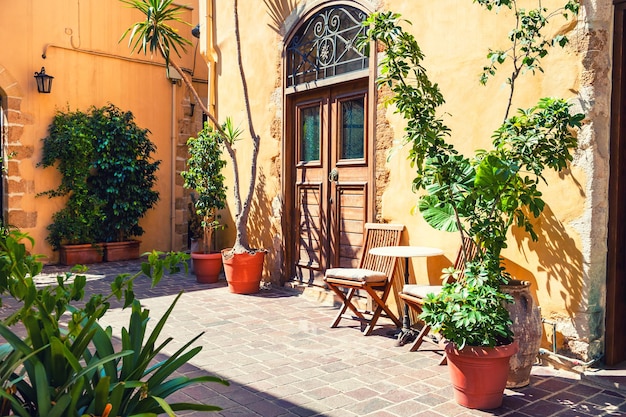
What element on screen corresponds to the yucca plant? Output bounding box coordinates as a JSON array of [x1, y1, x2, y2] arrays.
[[0, 227, 227, 416]]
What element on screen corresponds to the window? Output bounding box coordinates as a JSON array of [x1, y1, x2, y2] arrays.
[[287, 5, 369, 87]]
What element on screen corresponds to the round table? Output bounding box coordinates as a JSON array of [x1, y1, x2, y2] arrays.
[[369, 245, 444, 346]]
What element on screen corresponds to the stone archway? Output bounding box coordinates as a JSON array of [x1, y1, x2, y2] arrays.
[[0, 65, 36, 230]]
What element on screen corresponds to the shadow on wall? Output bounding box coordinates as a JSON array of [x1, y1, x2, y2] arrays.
[[248, 168, 284, 287], [215, 199, 235, 253], [510, 203, 586, 344], [264, 0, 298, 34]]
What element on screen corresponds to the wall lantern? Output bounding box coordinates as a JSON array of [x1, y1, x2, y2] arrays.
[[192, 24, 200, 39], [34, 67, 54, 93]]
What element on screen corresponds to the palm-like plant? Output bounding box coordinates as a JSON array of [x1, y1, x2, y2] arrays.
[[0, 228, 226, 416], [120, 0, 261, 254]]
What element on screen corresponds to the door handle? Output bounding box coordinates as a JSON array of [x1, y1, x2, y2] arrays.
[[329, 168, 339, 182]]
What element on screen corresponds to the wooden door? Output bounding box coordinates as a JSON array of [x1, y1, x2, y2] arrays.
[[607, 0, 626, 366], [290, 80, 371, 286]]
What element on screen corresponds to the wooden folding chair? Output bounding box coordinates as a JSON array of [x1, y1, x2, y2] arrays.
[[324, 223, 404, 335], [400, 236, 478, 353]]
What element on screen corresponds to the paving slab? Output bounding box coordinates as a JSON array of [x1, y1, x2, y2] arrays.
[[31, 259, 626, 417]]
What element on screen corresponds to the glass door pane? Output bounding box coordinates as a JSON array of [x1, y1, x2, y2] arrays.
[[340, 97, 364, 160], [300, 105, 321, 162]]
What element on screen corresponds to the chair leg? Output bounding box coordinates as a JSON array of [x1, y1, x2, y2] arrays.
[[409, 324, 431, 352], [328, 286, 366, 328], [362, 285, 401, 336]]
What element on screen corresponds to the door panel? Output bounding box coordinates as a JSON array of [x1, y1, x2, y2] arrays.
[[334, 183, 367, 269], [292, 80, 370, 285], [297, 184, 323, 269]]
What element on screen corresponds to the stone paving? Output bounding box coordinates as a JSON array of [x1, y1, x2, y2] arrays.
[[39, 259, 626, 417]]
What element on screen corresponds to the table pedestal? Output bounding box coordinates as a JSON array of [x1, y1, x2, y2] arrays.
[[368, 245, 444, 347], [396, 256, 416, 346]]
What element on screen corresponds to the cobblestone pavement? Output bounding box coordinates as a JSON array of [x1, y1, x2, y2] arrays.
[[37, 259, 626, 417]]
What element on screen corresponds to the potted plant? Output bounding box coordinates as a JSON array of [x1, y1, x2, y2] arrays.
[[181, 124, 227, 283], [361, 1, 582, 407], [121, 0, 267, 293], [89, 103, 160, 261], [45, 194, 106, 265], [39, 108, 106, 264], [39, 104, 160, 264], [421, 268, 519, 409]]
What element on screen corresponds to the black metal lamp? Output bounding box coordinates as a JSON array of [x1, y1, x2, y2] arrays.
[[192, 24, 200, 38], [34, 67, 53, 93]]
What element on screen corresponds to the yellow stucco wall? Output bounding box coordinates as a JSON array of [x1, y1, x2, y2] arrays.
[[206, 0, 609, 358], [0, 0, 206, 261]]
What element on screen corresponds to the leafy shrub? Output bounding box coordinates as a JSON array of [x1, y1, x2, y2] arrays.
[[0, 227, 227, 416]]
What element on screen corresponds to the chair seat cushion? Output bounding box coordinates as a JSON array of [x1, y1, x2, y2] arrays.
[[402, 284, 443, 298], [324, 268, 387, 283]]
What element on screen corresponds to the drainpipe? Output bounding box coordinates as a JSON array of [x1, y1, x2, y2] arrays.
[[539, 318, 603, 368], [171, 81, 177, 251]]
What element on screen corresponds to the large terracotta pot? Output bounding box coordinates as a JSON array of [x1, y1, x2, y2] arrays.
[[501, 280, 542, 388], [445, 340, 519, 409], [221, 249, 266, 294], [104, 240, 141, 262], [59, 243, 104, 265], [191, 252, 223, 284]]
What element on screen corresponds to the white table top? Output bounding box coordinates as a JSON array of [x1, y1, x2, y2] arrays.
[[369, 246, 444, 258]]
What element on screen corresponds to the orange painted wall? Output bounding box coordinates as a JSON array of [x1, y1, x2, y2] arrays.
[[0, 0, 206, 262]]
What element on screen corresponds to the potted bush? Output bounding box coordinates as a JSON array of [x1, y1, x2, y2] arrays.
[[362, 1, 582, 407], [39, 108, 106, 264], [121, 0, 266, 293], [181, 124, 227, 283], [89, 103, 160, 261], [421, 269, 519, 409], [39, 104, 160, 264]]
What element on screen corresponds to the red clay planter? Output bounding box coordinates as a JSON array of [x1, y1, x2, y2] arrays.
[[104, 240, 141, 262], [445, 340, 519, 409], [222, 250, 265, 294], [59, 244, 104, 265], [191, 252, 223, 283]]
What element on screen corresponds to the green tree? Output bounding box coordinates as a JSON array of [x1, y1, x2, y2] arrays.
[[360, 1, 583, 348], [120, 0, 262, 254]]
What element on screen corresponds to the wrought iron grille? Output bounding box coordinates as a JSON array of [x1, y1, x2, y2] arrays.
[[287, 5, 369, 87]]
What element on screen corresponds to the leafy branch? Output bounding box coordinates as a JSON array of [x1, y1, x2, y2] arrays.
[[475, 0, 580, 120]]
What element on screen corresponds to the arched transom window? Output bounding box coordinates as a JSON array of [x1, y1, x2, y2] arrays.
[[286, 5, 369, 87]]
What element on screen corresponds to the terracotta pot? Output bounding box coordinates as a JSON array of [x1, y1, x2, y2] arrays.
[[191, 252, 223, 283], [221, 249, 266, 294], [59, 243, 104, 265], [445, 340, 519, 409], [501, 280, 543, 388], [104, 240, 141, 262]]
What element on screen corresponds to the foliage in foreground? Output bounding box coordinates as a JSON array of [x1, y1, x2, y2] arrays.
[[0, 227, 227, 416]]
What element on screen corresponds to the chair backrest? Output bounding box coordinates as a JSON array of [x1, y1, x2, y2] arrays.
[[359, 223, 404, 276], [450, 236, 480, 283]]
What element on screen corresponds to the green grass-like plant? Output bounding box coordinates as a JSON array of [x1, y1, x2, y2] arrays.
[[0, 227, 227, 416]]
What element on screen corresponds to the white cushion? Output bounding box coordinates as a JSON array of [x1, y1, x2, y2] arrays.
[[324, 268, 387, 283], [402, 284, 442, 298]]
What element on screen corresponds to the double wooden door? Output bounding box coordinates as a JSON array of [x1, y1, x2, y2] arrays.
[[289, 79, 372, 286]]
